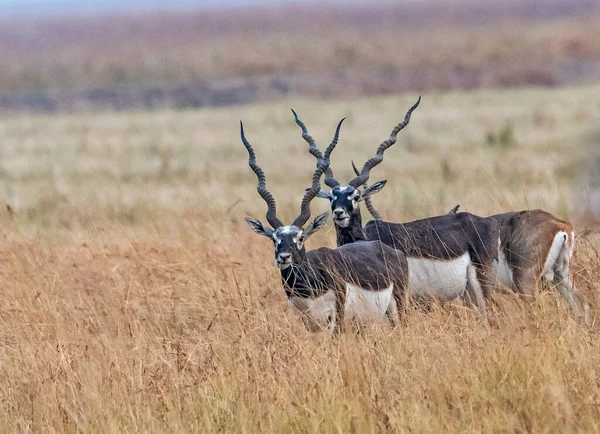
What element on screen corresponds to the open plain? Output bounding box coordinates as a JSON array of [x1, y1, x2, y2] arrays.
[[0, 86, 599, 432]]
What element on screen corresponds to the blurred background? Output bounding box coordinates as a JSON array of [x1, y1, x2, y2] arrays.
[[0, 0, 598, 228], [1, 0, 600, 112]]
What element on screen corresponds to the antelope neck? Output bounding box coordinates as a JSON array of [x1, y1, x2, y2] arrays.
[[335, 211, 368, 246], [280, 260, 326, 299]]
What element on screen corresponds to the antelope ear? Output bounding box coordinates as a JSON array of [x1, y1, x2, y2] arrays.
[[245, 217, 274, 238], [303, 212, 329, 238], [317, 189, 332, 199], [359, 180, 387, 201]]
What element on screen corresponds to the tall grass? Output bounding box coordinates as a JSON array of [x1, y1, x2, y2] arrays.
[[0, 86, 598, 432]]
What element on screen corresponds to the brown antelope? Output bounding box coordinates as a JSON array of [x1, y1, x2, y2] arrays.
[[241, 118, 408, 333], [447, 205, 588, 321], [293, 98, 498, 320]]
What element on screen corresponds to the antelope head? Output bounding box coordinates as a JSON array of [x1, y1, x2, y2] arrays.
[[240, 119, 343, 269], [293, 97, 420, 227]]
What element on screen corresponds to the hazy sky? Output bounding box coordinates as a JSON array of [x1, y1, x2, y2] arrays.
[[0, 0, 330, 16], [0, 0, 484, 17]]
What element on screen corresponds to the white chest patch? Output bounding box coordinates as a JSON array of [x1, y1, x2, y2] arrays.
[[407, 253, 470, 301], [288, 283, 394, 331]]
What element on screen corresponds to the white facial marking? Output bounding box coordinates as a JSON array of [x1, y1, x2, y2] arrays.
[[276, 226, 302, 238], [292, 231, 304, 244], [273, 226, 302, 243], [332, 210, 350, 227], [280, 226, 295, 235], [406, 253, 470, 301], [293, 231, 305, 249]]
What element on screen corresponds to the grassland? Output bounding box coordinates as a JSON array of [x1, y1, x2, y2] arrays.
[[0, 85, 599, 432]]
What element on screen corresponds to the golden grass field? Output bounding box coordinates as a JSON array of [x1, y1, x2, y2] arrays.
[[0, 85, 599, 432]]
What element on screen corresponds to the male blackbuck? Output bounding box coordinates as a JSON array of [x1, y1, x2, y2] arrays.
[[241, 118, 408, 333], [447, 205, 588, 321], [294, 98, 498, 319]]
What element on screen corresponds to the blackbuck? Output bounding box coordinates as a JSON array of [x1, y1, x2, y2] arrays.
[[240, 119, 408, 333], [447, 205, 588, 321], [293, 98, 498, 319]]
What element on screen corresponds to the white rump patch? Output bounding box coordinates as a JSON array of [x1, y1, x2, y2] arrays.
[[569, 231, 575, 259], [541, 231, 568, 282], [492, 250, 516, 291], [407, 253, 470, 301]]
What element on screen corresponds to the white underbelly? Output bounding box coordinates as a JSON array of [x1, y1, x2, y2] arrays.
[[288, 290, 337, 332], [407, 253, 469, 301], [345, 283, 393, 321], [288, 283, 393, 331]]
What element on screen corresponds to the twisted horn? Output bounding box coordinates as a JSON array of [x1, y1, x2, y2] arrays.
[[349, 96, 421, 188], [240, 121, 283, 229], [291, 109, 340, 188], [292, 158, 328, 228], [352, 160, 382, 221], [324, 118, 345, 162], [292, 119, 344, 228]]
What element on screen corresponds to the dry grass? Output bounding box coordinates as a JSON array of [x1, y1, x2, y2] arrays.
[[0, 85, 599, 432]]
